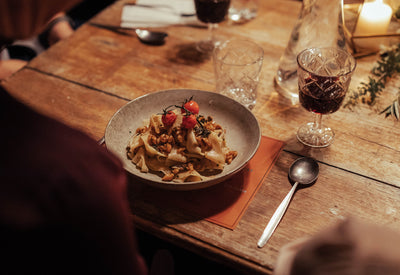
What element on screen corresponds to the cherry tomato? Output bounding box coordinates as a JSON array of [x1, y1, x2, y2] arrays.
[[162, 111, 177, 126], [182, 100, 199, 115], [182, 114, 197, 129]]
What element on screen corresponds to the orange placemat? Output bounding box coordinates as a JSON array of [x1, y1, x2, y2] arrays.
[[139, 136, 285, 230]]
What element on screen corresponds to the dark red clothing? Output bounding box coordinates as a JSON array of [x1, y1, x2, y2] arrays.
[[0, 87, 147, 275]]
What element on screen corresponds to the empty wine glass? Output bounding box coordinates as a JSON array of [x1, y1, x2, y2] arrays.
[[194, 0, 231, 53], [296, 47, 356, 147]]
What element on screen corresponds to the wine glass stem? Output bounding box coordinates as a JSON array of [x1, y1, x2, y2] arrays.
[[208, 23, 218, 43], [314, 113, 322, 130]]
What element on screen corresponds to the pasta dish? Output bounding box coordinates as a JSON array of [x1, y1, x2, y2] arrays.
[[126, 97, 237, 182]]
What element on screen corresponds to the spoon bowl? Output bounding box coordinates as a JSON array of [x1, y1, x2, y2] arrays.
[[289, 157, 319, 186], [135, 29, 168, 45], [257, 157, 319, 248]]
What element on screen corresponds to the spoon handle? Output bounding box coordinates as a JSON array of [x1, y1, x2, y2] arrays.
[[257, 182, 299, 248], [89, 23, 136, 32]]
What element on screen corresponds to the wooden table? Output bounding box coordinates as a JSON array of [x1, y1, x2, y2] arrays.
[[2, 0, 400, 274]]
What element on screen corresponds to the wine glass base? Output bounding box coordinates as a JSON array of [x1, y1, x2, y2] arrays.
[[297, 122, 335, 148], [196, 40, 220, 54]]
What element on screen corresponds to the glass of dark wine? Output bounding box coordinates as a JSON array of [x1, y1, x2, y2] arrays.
[[296, 47, 356, 147], [194, 0, 231, 53]]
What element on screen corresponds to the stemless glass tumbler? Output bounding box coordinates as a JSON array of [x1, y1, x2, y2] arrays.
[[213, 39, 264, 110], [296, 47, 356, 148]]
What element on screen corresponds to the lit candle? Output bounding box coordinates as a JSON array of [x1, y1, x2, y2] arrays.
[[354, 0, 393, 50]]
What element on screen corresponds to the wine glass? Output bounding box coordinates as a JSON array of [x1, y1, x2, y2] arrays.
[[194, 0, 231, 53], [296, 47, 356, 148]]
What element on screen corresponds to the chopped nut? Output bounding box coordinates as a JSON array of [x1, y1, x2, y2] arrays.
[[160, 134, 169, 143], [148, 134, 157, 145], [162, 173, 175, 181], [163, 143, 172, 153], [198, 137, 211, 151], [172, 168, 180, 174], [226, 151, 238, 164]]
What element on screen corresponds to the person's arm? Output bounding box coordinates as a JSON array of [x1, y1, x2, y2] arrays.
[[0, 88, 148, 274]]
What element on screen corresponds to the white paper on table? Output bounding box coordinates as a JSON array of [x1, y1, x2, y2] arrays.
[[136, 0, 195, 15], [121, 0, 200, 28]]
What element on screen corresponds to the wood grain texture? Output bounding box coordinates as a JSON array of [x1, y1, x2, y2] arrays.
[[127, 152, 400, 273], [25, 0, 400, 185], [1, 69, 128, 140], [2, 0, 400, 274]]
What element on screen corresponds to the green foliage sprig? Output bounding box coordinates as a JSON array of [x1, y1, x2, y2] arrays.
[[380, 93, 400, 119], [344, 44, 400, 120]]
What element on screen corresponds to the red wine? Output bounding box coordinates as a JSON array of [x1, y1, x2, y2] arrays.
[[299, 75, 346, 114], [195, 0, 231, 23]]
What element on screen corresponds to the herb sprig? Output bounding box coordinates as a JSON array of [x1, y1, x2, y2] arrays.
[[344, 44, 400, 120], [380, 93, 400, 119]]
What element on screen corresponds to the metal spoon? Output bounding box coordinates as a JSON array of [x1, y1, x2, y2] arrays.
[[90, 23, 168, 45], [134, 29, 168, 45], [257, 157, 319, 248]]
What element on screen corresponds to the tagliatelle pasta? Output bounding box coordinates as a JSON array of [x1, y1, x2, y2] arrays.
[[126, 98, 237, 182]]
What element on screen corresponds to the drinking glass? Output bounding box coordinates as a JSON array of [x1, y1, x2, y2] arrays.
[[213, 39, 264, 110], [296, 47, 356, 148], [194, 0, 231, 53]]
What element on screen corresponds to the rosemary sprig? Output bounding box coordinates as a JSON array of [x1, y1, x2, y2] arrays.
[[344, 76, 385, 106], [344, 44, 400, 120], [380, 93, 400, 120]]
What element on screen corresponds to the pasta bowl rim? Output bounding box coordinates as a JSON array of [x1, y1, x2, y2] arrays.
[[104, 89, 261, 191]]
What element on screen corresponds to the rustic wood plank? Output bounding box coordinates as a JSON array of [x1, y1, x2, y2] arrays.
[[4, 68, 399, 275], [27, 0, 298, 97], [2, 1, 400, 274], [1, 68, 127, 140], [127, 151, 400, 274], [24, 0, 400, 186]]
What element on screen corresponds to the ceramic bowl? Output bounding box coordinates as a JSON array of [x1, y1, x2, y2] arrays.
[[105, 89, 261, 190]]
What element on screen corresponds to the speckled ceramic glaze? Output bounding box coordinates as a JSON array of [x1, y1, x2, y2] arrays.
[[105, 89, 261, 190]]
